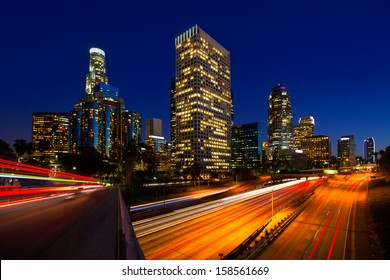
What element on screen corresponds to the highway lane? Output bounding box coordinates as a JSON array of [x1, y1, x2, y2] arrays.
[[257, 174, 371, 260], [129, 177, 271, 221], [0, 188, 121, 259], [136, 178, 322, 259]]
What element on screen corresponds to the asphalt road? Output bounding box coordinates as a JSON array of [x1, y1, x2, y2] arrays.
[[136, 179, 320, 259], [257, 174, 372, 260], [0, 188, 120, 260]]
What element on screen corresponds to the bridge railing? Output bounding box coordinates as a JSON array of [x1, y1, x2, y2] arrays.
[[117, 188, 145, 260]]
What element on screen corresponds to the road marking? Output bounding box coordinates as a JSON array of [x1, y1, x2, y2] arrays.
[[327, 214, 343, 259], [308, 213, 333, 260]]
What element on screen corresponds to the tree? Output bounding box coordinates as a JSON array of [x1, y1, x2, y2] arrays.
[[141, 145, 158, 177], [0, 139, 15, 159], [13, 139, 28, 160], [121, 140, 140, 207], [379, 146, 390, 175], [26, 142, 35, 159]]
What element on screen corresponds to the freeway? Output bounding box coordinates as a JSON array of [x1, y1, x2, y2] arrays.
[[257, 173, 371, 260], [136, 178, 322, 259]]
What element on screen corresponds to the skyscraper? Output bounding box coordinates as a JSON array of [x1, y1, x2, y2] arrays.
[[122, 110, 142, 146], [267, 84, 293, 159], [32, 112, 69, 159], [231, 123, 262, 171], [85, 48, 108, 95], [146, 118, 163, 139], [294, 116, 315, 149], [364, 137, 375, 164], [70, 48, 124, 160], [301, 135, 331, 168], [171, 25, 233, 175], [337, 135, 356, 167]]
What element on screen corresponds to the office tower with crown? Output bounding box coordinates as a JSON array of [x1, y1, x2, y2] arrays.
[[70, 48, 126, 160]]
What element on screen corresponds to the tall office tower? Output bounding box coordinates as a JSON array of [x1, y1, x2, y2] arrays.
[[70, 48, 125, 160], [294, 116, 315, 149], [94, 83, 124, 159], [301, 135, 331, 168], [146, 118, 163, 139], [337, 135, 356, 167], [32, 112, 69, 159], [85, 48, 108, 95], [267, 84, 293, 157], [172, 25, 233, 175], [231, 123, 262, 171], [364, 137, 375, 163], [122, 110, 142, 146]]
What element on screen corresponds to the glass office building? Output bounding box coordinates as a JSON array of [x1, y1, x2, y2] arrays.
[[364, 137, 375, 164], [172, 25, 233, 175], [231, 122, 262, 171]]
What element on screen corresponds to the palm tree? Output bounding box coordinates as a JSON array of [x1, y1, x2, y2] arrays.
[[13, 139, 28, 161]]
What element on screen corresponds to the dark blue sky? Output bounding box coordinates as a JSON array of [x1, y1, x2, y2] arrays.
[[1, 0, 389, 156]]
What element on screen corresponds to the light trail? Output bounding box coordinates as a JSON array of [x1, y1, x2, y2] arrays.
[[130, 186, 236, 212], [134, 178, 319, 238]]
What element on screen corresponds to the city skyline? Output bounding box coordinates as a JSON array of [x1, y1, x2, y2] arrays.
[[1, 0, 390, 157]]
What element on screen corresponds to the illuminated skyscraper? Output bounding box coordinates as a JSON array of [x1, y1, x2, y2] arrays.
[[337, 135, 356, 167], [172, 25, 233, 175], [301, 135, 331, 168], [85, 48, 108, 95], [294, 116, 314, 149], [364, 137, 375, 163], [267, 84, 293, 161], [70, 48, 125, 160], [122, 110, 142, 146], [32, 112, 69, 159]]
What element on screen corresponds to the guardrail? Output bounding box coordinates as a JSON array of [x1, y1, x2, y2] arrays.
[[222, 219, 271, 260], [117, 188, 145, 260], [237, 192, 314, 260]]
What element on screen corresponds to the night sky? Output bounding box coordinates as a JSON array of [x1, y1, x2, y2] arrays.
[[1, 0, 390, 156]]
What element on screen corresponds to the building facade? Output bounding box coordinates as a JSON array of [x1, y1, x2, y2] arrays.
[[364, 137, 375, 164], [294, 116, 315, 150], [231, 123, 262, 171], [267, 84, 293, 165], [122, 110, 142, 146], [337, 135, 356, 167], [70, 48, 125, 160], [301, 135, 331, 168], [32, 112, 69, 158], [146, 118, 163, 139], [171, 25, 233, 176]]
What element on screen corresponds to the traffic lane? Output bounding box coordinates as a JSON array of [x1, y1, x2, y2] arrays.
[[257, 183, 345, 259], [0, 188, 119, 259], [138, 192, 274, 259], [130, 179, 267, 221], [257, 175, 367, 260], [137, 182, 314, 259]]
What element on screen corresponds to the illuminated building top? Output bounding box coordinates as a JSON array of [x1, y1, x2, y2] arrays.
[[86, 47, 108, 95], [89, 48, 105, 56]]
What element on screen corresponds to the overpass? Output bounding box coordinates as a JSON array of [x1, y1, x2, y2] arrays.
[[0, 158, 144, 260]]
